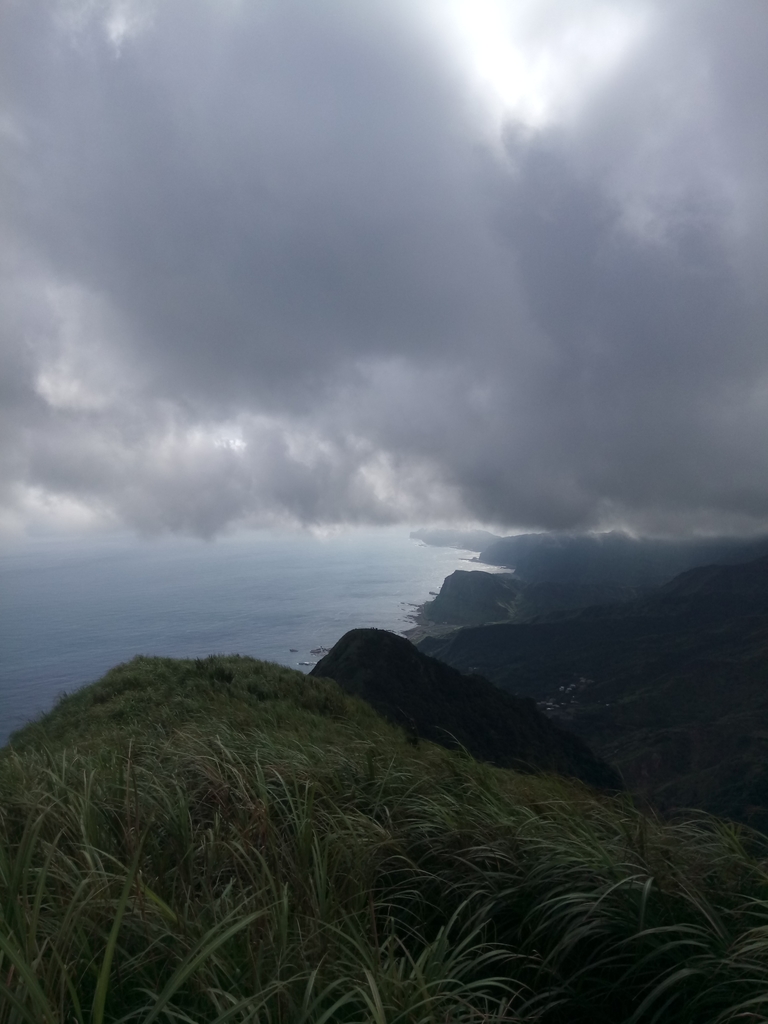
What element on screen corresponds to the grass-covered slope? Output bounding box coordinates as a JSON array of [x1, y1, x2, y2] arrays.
[[2, 655, 768, 1023], [310, 628, 621, 791]]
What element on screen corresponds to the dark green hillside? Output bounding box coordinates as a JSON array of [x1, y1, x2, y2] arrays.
[[310, 628, 621, 790], [4, 654, 768, 1022], [419, 569, 640, 627], [419, 557, 768, 827]]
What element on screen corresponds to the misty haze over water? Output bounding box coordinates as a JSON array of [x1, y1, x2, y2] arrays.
[[0, 530, 473, 745]]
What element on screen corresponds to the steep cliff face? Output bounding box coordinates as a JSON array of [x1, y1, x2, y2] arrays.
[[311, 628, 621, 790]]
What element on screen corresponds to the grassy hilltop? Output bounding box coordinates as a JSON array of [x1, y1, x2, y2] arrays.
[[2, 654, 768, 1022]]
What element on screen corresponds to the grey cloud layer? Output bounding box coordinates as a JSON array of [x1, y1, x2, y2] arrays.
[[2, 0, 767, 536]]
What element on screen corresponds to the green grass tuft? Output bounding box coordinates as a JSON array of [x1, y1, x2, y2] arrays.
[[2, 655, 768, 1022]]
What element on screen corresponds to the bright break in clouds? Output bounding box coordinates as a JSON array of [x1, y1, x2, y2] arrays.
[[2, 0, 768, 538]]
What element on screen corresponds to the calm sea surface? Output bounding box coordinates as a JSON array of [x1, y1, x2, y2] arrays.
[[0, 529, 475, 745]]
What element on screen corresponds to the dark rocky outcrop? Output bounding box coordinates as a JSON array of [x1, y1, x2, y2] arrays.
[[310, 628, 621, 791]]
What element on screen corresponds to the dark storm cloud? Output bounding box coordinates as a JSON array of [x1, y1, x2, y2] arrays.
[[2, 0, 768, 536], [6, 0, 510, 406]]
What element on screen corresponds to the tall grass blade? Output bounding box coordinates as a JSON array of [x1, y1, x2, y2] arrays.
[[91, 840, 144, 1024], [136, 910, 267, 1024], [0, 929, 58, 1024]]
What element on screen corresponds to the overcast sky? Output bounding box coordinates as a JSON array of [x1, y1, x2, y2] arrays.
[[2, 0, 767, 539]]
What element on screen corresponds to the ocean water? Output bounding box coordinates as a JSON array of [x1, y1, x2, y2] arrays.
[[0, 528, 476, 745]]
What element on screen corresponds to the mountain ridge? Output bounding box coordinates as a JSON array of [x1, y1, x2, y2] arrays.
[[471, 530, 768, 585], [310, 627, 621, 790], [417, 568, 643, 628], [418, 555, 768, 826]]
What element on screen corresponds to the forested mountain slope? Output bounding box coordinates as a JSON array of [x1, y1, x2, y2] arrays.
[[420, 556, 768, 827]]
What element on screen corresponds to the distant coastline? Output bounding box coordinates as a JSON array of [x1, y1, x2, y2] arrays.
[[0, 530, 473, 746]]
